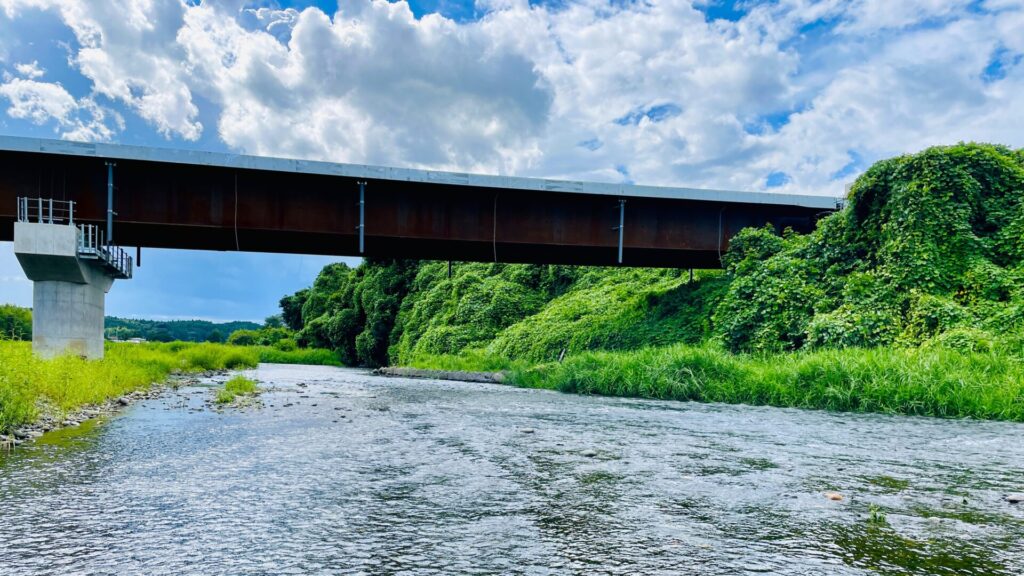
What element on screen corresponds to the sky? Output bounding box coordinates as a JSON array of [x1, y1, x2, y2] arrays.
[[0, 0, 1022, 321]]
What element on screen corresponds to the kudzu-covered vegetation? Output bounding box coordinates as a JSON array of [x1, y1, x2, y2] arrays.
[[282, 144, 1024, 419]]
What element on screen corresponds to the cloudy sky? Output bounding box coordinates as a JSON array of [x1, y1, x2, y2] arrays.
[[0, 0, 1022, 321]]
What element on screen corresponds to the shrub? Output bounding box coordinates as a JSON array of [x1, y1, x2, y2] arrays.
[[0, 304, 31, 341]]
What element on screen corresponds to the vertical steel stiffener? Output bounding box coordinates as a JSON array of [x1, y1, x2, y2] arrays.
[[357, 181, 366, 254], [105, 161, 115, 245], [616, 199, 626, 264]]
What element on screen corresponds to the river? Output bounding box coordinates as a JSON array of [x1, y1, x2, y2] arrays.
[[1, 364, 1022, 575]]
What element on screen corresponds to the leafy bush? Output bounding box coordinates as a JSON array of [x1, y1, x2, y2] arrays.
[[227, 327, 292, 347], [0, 304, 31, 341]]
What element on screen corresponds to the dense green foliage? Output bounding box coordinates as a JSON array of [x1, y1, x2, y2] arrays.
[[714, 143, 1024, 353], [0, 304, 31, 341], [289, 260, 728, 368], [227, 326, 293, 347], [105, 317, 261, 343], [285, 144, 1024, 371]]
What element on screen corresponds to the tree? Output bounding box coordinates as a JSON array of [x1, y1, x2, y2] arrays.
[[264, 315, 284, 328], [279, 289, 308, 331], [206, 328, 224, 343], [0, 304, 31, 341], [227, 330, 257, 346]]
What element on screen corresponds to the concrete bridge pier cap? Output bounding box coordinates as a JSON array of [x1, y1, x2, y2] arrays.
[[13, 199, 132, 359]]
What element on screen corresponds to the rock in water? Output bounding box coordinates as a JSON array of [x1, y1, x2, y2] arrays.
[[581, 449, 598, 458], [1006, 494, 1024, 504], [520, 428, 535, 434], [825, 492, 844, 501]]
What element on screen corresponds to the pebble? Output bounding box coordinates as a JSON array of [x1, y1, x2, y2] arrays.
[[1006, 494, 1024, 504], [581, 449, 598, 458], [520, 428, 535, 434], [825, 492, 844, 501], [117, 397, 130, 406]]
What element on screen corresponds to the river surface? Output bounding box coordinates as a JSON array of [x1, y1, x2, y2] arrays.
[[1, 364, 1023, 575]]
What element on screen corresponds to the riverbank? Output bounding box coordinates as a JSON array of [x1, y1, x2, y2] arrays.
[[399, 343, 1024, 422], [0, 341, 340, 437]]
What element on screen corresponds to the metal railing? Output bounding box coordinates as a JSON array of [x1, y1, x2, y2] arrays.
[[16, 196, 75, 225], [77, 224, 132, 279], [16, 197, 132, 279]]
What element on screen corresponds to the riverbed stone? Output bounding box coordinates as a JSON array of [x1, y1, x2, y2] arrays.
[[520, 428, 535, 434], [581, 449, 598, 457], [1006, 493, 1024, 504]]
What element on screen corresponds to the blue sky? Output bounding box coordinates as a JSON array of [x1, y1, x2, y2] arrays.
[[0, 0, 1021, 321]]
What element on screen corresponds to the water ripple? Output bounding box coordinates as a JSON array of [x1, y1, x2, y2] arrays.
[[1, 365, 1023, 575]]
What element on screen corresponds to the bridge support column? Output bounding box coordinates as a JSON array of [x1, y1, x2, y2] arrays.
[[14, 221, 116, 359]]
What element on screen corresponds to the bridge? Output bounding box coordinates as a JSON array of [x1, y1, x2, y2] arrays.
[[0, 136, 841, 358]]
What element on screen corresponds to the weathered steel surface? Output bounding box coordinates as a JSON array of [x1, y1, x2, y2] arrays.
[[0, 137, 840, 268]]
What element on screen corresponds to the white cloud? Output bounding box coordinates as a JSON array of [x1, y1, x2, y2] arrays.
[[0, 77, 122, 141], [178, 1, 552, 172], [2, 0, 201, 140], [0, 0, 1022, 195], [14, 60, 44, 78]]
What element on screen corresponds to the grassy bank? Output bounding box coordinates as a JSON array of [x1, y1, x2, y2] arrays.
[[0, 341, 340, 433], [408, 344, 1024, 421], [254, 346, 342, 366]]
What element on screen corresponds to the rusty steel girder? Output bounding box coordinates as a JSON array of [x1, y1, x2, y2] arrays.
[[0, 138, 840, 268]]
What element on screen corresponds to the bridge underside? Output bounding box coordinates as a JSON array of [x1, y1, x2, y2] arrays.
[[0, 149, 832, 268]]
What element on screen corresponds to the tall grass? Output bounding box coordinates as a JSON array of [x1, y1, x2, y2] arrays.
[[404, 349, 528, 372], [255, 346, 342, 366], [0, 341, 260, 433], [415, 343, 1024, 421]]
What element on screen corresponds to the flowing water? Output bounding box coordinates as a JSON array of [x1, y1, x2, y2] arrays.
[[1, 364, 1022, 575]]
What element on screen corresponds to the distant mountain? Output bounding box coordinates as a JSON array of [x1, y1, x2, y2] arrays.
[[104, 317, 261, 343]]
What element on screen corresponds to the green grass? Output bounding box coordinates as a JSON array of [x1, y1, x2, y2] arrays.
[[410, 343, 1024, 422], [254, 346, 342, 366], [215, 375, 258, 404], [0, 341, 260, 433], [404, 348, 528, 372]]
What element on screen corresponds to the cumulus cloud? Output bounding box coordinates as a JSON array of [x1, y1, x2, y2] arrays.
[[0, 0, 1022, 195], [177, 1, 552, 172], [14, 60, 43, 78], [0, 76, 122, 140], [2, 0, 201, 140]]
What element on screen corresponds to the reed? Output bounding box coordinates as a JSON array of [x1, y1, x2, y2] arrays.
[[417, 343, 1024, 421]]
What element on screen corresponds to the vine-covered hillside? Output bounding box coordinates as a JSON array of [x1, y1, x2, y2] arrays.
[[284, 143, 1024, 367]]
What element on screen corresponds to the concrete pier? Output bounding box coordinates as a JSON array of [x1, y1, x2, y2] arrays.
[[13, 220, 124, 359]]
